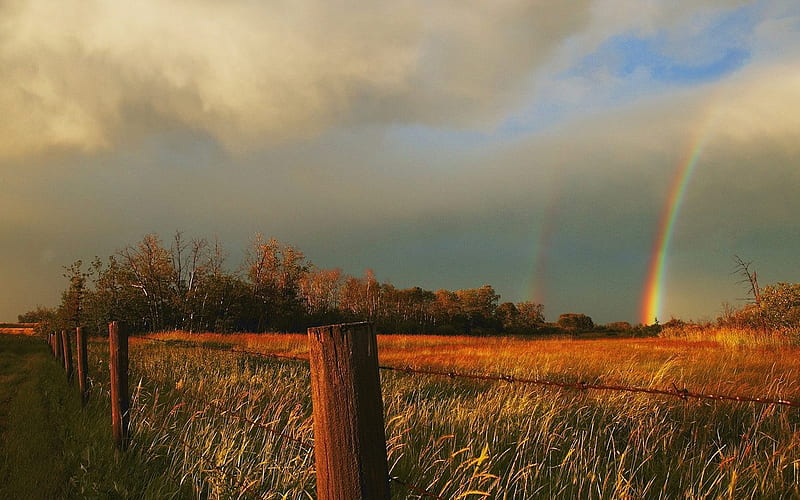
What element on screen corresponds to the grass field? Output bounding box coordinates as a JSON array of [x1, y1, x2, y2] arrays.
[[122, 329, 799, 498], [0, 333, 189, 499], [3, 329, 799, 498]]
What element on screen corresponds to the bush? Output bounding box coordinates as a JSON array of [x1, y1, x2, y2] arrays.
[[718, 282, 800, 332]]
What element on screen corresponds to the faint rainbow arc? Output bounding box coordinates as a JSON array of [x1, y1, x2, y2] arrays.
[[528, 170, 564, 307], [640, 136, 708, 325]]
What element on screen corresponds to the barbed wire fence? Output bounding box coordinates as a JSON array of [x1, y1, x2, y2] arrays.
[[136, 334, 800, 409], [48, 324, 799, 499], [377, 365, 800, 408]]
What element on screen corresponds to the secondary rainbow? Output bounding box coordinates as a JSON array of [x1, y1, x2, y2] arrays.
[[640, 136, 707, 325]]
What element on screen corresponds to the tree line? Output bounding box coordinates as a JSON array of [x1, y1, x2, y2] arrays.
[[22, 232, 549, 336]]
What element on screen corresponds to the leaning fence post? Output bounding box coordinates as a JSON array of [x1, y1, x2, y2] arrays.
[[76, 327, 89, 406], [109, 321, 129, 450], [61, 330, 73, 382], [307, 322, 390, 500]]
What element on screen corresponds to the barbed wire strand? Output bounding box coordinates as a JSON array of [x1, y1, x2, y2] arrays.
[[379, 364, 800, 408], [137, 336, 310, 363], [138, 336, 800, 408], [137, 336, 799, 408]]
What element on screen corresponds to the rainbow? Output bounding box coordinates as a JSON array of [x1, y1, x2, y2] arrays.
[[528, 172, 564, 306], [640, 137, 707, 325]]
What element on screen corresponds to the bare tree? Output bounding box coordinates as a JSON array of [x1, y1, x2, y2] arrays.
[[733, 255, 767, 332], [733, 255, 761, 305]]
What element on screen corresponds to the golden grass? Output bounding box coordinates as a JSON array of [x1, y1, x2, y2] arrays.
[[114, 330, 800, 498], [660, 323, 799, 348], [144, 330, 800, 398]]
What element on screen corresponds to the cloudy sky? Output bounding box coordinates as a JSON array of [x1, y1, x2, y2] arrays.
[[2, 0, 799, 325]]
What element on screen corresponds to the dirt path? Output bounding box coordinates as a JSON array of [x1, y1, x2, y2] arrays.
[[0, 335, 69, 499]]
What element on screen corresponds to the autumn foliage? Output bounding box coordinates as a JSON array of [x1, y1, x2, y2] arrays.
[[41, 232, 548, 336]]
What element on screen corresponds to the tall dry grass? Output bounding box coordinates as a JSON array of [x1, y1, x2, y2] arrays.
[[659, 323, 799, 349], [95, 331, 800, 498]]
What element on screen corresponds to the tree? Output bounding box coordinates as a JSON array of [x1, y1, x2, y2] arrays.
[[170, 232, 212, 331], [494, 301, 544, 334], [377, 285, 436, 334], [605, 321, 632, 332], [84, 255, 148, 333], [60, 260, 91, 328], [432, 289, 460, 326], [117, 234, 176, 330], [495, 302, 519, 331], [733, 255, 761, 305], [456, 285, 499, 333], [17, 306, 56, 323], [516, 301, 545, 329], [299, 266, 344, 321], [244, 234, 309, 331], [186, 238, 251, 332], [18, 306, 57, 336], [339, 270, 380, 321], [557, 313, 594, 331]]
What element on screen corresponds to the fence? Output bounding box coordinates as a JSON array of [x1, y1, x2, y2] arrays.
[[46, 323, 799, 499]]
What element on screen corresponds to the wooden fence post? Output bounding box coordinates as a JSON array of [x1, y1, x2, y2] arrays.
[[109, 321, 129, 450], [307, 322, 390, 500], [61, 330, 73, 382], [48, 333, 55, 356], [54, 330, 63, 363], [76, 327, 89, 406]]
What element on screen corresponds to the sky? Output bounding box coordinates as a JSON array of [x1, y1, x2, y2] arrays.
[[2, 0, 799, 325]]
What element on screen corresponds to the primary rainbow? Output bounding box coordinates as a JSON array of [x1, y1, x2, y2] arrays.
[[640, 136, 707, 325]]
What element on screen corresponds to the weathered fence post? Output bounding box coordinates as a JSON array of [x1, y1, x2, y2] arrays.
[[48, 333, 55, 356], [61, 330, 73, 381], [76, 327, 89, 406], [307, 322, 390, 500], [54, 330, 63, 363], [109, 321, 129, 450]]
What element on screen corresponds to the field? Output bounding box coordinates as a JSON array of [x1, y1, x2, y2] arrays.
[[0, 323, 37, 335], [0, 334, 191, 499], [5, 329, 800, 498]]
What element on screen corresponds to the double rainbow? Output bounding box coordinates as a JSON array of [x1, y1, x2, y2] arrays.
[[640, 136, 707, 325]]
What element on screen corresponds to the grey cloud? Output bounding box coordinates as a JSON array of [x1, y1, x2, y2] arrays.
[[0, 0, 595, 158], [2, 1, 799, 323], [0, 0, 768, 160]]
